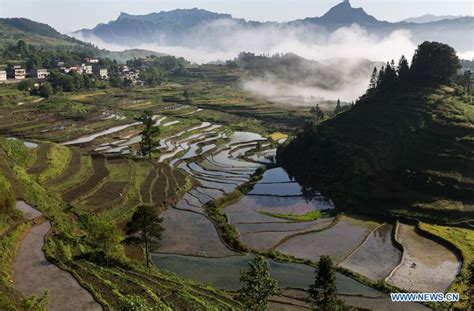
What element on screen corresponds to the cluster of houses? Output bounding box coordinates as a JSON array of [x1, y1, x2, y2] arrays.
[[0, 58, 109, 82], [119, 65, 144, 85]]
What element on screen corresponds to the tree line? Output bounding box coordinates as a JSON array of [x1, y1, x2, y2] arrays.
[[366, 41, 461, 96]]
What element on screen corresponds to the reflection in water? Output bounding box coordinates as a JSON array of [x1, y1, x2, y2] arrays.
[[151, 253, 382, 297]]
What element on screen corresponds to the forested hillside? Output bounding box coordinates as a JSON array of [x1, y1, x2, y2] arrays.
[[0, 18, 89, 48], [278, 42, 474, 225]]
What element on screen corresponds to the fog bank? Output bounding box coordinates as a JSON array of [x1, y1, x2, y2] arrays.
[[74, 21, 422, 102]]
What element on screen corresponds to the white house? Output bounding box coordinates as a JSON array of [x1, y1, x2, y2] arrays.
[[81, 64, 93, 74], [30, 68, 50, 79], [6, 65, 26, 80]]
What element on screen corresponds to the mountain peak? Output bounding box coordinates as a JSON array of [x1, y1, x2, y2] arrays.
[[319, 0, 378, 25]]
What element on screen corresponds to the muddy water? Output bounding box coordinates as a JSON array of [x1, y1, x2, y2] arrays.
[[387, 224, 461, 292], [13, 201, 101, 311]]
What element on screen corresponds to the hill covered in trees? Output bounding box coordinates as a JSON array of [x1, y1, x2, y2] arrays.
[[278, 42, 474, 225], [0, 18, 162, 66], [230, 52, 376, 92], [0, 18, 89, 48]]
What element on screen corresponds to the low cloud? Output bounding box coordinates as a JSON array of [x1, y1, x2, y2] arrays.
[[74, 21, 420, 102]]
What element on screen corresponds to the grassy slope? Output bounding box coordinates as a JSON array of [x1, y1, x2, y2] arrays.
[[279, 84, 474, 224], [0, 138, 241, 310]]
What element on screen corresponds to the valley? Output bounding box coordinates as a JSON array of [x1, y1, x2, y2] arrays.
[[0, 2, 473, 310], [0, 63, 471, 310]]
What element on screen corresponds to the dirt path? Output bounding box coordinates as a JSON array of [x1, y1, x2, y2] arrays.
[[13, 202, 102, 311]]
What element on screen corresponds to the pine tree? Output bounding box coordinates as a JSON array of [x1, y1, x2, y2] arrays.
[[368, 67, 378, 89], [334, 99, 342, 114], [126, 205, 164, 268], [239, 255, 281, 310], [309, 256, 344, 311], [376, 66, 385, 88], [136, 110, 160, 159], [397, 55, 410, 80]]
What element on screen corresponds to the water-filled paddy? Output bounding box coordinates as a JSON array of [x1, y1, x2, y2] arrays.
[[340, 224, 402, 281], [277, 216, 380, 263], [63, 122, 139, 145], [226, 195, 332, 215], [248, 182, 305, 196], [151, 253, 381, 297], [258, 167, 294, 183], [230, 131, 265, 144], [158, 208, 236, 257], [241, 217, 336, 251], [387, 224, 461, 292]]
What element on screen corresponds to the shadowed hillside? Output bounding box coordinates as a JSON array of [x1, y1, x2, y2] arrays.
[[278, 42, 474, 225]]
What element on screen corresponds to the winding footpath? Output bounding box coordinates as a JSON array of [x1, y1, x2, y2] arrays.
[[13, 201, 102, 311]]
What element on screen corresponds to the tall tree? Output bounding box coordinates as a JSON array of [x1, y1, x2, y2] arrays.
[[126, 205, 164, 268], [334, 100, 342, 114], [310, 105, 325, 123], [80, 214, 123, 267], [376, 66, 385, 88], [136, 110, 161, 159], [239, 255, 281, 310], [397, 55, 410, 80], [368, 67, 378, 89], [309, 256, 343, 311], [410, 41, 460, 83]]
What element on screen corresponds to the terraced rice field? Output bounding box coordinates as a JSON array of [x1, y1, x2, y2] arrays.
[[277, 216, 380, 263], [62, 156, 109, 202], [151, 253, 382, 296], [387, 224, 461, 292], [158, 208, 236, 256], [34, 139, 191, 217], [155, 129, 269, 257], [223, 167, 336, 251], [340, 224, 402, 281]]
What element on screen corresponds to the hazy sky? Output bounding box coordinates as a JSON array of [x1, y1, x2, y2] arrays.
[[1, 0, 473, 33]]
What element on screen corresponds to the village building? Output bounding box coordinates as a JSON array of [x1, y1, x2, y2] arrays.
[[93, 65, 108, 79], [81, 64, 93, 74], [6, 65, 26, 80], [84, 58, 99, 64], [61, 65, 83, 74], [29, 68, 50, 79], [123, 69, 140, 82]]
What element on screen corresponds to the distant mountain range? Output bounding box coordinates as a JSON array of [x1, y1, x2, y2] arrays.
[[401, 14, 464, 24], [73, 0, 474, 52]]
